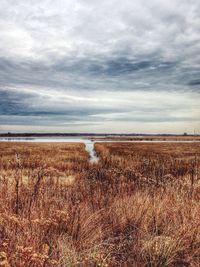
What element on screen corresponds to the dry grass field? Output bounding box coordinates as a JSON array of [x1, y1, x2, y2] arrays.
[[0, 142, 199, 267], [92, 135, 200, 142]]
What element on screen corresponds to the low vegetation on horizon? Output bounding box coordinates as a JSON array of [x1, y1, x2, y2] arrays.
[[0, 142, 199, 266]]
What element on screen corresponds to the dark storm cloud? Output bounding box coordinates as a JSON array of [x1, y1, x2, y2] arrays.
[[0, 88, 125, 130], [0, 0, 200, 133], [188, 79, 200, 86], [0, 89, 35, 115], [0, 55, 191, 92]]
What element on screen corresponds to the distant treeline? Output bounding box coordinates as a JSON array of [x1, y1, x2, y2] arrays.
[[0, 132, 197, 137]]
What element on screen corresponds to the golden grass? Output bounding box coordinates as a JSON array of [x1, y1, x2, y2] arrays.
[[92, 135, 200, 141], [0, 142, 199, 266]]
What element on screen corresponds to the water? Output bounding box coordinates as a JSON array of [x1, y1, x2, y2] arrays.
[[84, 140, 99, 163], [0, 137, 199, 163]]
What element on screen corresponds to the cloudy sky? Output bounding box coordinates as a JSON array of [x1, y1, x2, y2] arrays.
[[0, 0, 200, 133]]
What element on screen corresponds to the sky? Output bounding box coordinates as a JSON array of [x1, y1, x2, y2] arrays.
[[0, 0, 200, 134]]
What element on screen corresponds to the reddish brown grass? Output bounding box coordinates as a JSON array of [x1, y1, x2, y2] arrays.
[[0, 142, 199, 266]]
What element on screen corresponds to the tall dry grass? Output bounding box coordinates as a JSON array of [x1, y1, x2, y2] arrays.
[[0, 142, 199, 266]]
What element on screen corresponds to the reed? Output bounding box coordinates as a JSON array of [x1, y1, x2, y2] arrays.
[[0, 142, 199, 266]]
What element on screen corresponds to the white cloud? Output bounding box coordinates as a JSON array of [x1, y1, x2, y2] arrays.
[[0, 0, 200, 133], [0, 0, 199, 61]]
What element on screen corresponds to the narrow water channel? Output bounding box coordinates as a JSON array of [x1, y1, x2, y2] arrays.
[[84, 140, 99, 163]]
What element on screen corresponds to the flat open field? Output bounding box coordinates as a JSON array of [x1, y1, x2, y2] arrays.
[[92, 135, 200, 141], [95, 142, 200, 159], [0, 142, 199, 267]]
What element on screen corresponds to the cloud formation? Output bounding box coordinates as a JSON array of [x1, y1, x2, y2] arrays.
[[0, 0, 200, 133]]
